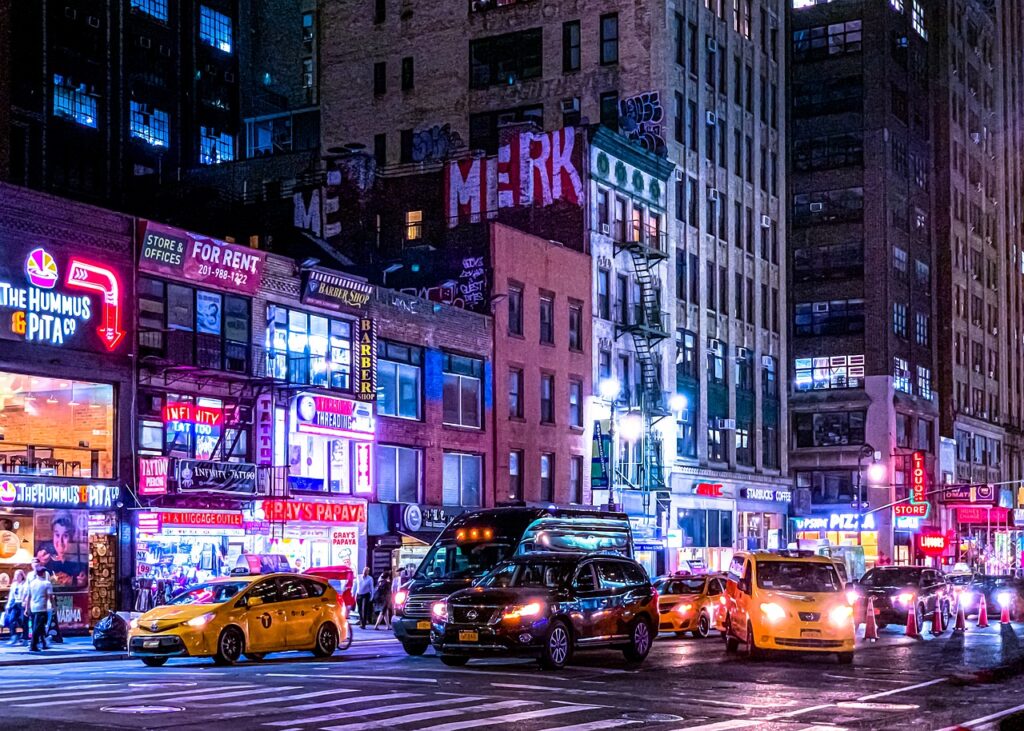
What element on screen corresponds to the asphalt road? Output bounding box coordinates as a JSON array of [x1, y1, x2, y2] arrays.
[[4, 630, 1024, 731]]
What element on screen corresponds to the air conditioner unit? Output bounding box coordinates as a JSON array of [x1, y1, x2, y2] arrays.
[[707, 37, 718, 52], [560, 98, 580, 114], [709, 339, 723, 354], [601, 223, 610, 235], [87, 15, 100, 27], [706, 111, 717, 126], [717, 418, 737, 430], [674, 169, 684, 182], [812, 302, 829, 313], [140, 37, 151, 49], [760, 215, 771, 228], [761, 355, 774, 367], [707, 189, 719, 201], [809, 202, 824, 212]]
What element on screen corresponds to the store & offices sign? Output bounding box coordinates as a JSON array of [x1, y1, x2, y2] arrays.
[[175, 459, 257, 496], [0, 480, 119, 509], [138, 220, 266, 295], [261, 500, 367, 524], [294, 393, 374, 439], [301, 270, 373, 310], [792, 512, 876, 532]]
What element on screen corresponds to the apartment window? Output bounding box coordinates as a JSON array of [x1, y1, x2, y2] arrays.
[[894, 356, 912, 393], [563, 20, 581, 72], [374, 0, 385, 23], [374, 134, 386, 165], [569, 379, 583, 427], [265, 304, 349, 387], [199, 127, 234, 164], [791, 187, 864, 224], [708, 425, 725, 462], [705, 38, 717, 87], [129, 102, 169, 147], [198, 6, 233, 53], [401, 57, 414, 90], [131, 0, 168, 21], [377, 446, 421, 503], [539, 295, 554, 344], [792, 21, 863, 61], [540, 454, 554, 502], [509, 450, 523, 500], [686, 101, 698, 152], [689, 252, 699, 302], [762, 356, 778, 398], [404, 210, 423, 241], [893, 246, 908, 278], [599, 349, 611, 381], [707, 339, 726, 385], [470, 29, 542, 88], [917, 365, 932, 400], [677, 407, 696, 459], [893, 302, 908, 338], [568, 303, 583, 351], [443, 452, 482, 507], [442, 353, 483, 428], [677, 330, 698, 380], [911, 0, 927, 39], [373, 62, 387, 95], [600, 92, 619, 129], [541, 374, 554, 423], [688, 22, 698, 74], [597, 270, 610, 320], [508, 367, 523, 419], [508, 284, 523, 336], [52, 75, 97, 128], [917, 419, 932, 452], [600, 14, 619, 65], [915, 312, 929, 345], [736, 425, 752, 466], [617, 273, 629, 324], [377, 341, 422, 420], [735, 351, 753, 391], [794, 411, 866, 447], [793, 133, 864, 172], [793, 299, 866, 335], [569, 456, 583, 503]]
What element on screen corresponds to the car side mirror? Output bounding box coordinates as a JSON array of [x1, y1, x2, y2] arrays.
[[247, 596, 264, 609]]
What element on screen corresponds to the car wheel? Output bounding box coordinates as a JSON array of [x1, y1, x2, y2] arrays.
[[622, 618, 654, 663], [724, 616, 739, 653], [538, 619, 572, 670], [313, 622, 339, 658], [745, 622, 763, 660], [696, 612, 711, 639], [400, 640, 429, 656], [213, 627, 244, 665], [244, 653, 266, 662], [440, 655, 469, 666], [141, 657, 167, 667], [837, 652, 854, 665]]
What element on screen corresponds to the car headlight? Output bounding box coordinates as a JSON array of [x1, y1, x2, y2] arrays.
[[845, 589, 860, 605], [829, 605, 854, 627], [894, 592, 915, 606], [502, 601, 544, 621], [996, 591, 1013, 609], [760, 602, 786, 623], [130, 618, 139, 629], [960, 591, 976, 606], [432, 601, 448, 622], [674, 603, 694, 615], [185, 612, 216, 628], [394, 590, 408, 606]]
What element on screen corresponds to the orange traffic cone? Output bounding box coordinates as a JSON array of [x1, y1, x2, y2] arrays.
[[977, 594, 990, 628], [953, 597, 967, 632], [1000, 599, 1012, 625], [863, 596, 879, 641], [930, 602, 944, 635], [905, 603, 921, 638]]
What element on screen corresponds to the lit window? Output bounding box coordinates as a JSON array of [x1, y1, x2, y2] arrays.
[[130, 101, 170, 147], [405, 210, 423, 241], [199, 6, 233, 53], [794, 355, 864, 391], [911, 1, 926, 39], [199, 126, 234, 164], [917, 365, 932, 400], [889, 0, 904, 12], [52, 75, 97, 128], [130, 0, 168, 21], [894, 356, 912, 393]]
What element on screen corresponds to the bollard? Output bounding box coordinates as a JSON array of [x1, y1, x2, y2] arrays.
[[977, 594, 990, 628], [905, 603, 921, 638]]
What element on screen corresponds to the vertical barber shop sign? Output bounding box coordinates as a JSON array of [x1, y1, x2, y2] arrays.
[[356, 317, 377, 402]]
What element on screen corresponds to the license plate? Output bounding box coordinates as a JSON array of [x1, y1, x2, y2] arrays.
[[458, 630, 478, 643], [143, 639, 160, 649], [417, 621, 431, 630], [801, 630, 822, 638]]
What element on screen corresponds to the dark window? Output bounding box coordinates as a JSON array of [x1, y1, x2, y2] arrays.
[[399, 129, 413, 163], [600, 92, 619, 129], [374, 0, 385, 24], [563, 21, 581, 72], [470, 29, 543, 88], [793, 242, 864, 281], [568, 302, 583, 351], [686, 100, 698, 152], [401, 57, 414, 90], [508, 367, 523, 418], [569, 456, 583, 503], [675, 92, 684, 143], [763, 426, 779, 469], [541, 374, 554, 423], [569, 379, 583, 427], [508, 284, 523, 336], [793, 75, 863, 117], [675, 13, 685, 66], [793, 411, 867, 448], [793, 133, 864, 172], [688, 22, 698, 74], [600, 14, 619, 65], [374, 133, 386, 165], [539, 295, 554, 344], [373, 61, 386, 95], [762, 356, 778, 398], [677, 330, 698, 380], [793, 298, 866, 336], [469, 105, 542, 154], [597, 269, 610, 319]]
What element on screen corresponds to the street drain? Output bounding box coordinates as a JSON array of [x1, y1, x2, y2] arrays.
[[100, 705, 185, 714], [621, 712, 684, 722]]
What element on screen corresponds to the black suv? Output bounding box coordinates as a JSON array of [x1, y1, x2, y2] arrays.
[[430, 552, 657, 669], [852, 566, 950, 629]]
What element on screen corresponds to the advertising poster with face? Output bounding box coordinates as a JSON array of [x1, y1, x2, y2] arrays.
[[34, 509, 89, 591]]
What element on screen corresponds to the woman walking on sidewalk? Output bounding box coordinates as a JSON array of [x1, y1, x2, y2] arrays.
[[354, 567, 374, 629], [373, 571, 393, 630], [4, 570, 28, 645]]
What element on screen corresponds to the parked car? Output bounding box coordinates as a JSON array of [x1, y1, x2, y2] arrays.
[[430, 552, 658, 669], [654, 573, 727, 638], [960, 575, 1024, 618], [850, 566, 950, 630], [303, 565, 357, 610]]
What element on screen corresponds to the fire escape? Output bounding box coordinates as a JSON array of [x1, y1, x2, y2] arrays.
[[614, 224, 670, 517]]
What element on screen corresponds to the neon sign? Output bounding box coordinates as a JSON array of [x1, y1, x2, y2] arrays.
[[294, 393, 374, 439], [65, 257, 125, 350], [792, 512, 876, 532], [894, 503, 929, 517], [354, 442, 372, 495], [917, 533, 948, 557], [896, 450, 931, 518], [0, 480, 119, 509], [911, 451, 926, 503], [694, 482, 725, 497]]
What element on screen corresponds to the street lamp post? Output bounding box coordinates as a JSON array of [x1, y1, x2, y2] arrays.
[[598, 378, 622, 511], [856, 444, 874, 547]]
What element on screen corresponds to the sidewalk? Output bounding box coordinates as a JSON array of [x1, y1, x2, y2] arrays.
[[0, 623, 397, 667]]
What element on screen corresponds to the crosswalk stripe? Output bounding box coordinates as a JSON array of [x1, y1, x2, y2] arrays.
[[322, 699, 536, 731], [14, 684, 270, 708], [0, 683, 113, 701], [263, 693, 420, 725], [407, 704, 601, 731], [671, 721, 752, 731], [542, 720, 640, 731], [207, 688, 360, 707]]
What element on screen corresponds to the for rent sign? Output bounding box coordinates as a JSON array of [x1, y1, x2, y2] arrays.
[[138, 221, 266, 295]]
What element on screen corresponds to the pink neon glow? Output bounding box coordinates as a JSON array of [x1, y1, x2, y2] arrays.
[[64, 257, 125, 350]]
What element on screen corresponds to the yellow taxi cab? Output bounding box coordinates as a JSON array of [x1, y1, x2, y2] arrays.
[[653, 573, 728, 638], [128, 572, 348, 667], [723, 550, 855, 664]]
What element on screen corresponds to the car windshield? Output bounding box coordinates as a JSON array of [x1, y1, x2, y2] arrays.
[[860, 568, 923, 587], [756, 562, 842, 592], [167, 581, 249, 606], [947, 574, 974, 586], [655, 577, 706, 595], [416, 541, 515, 581], [478, 560, 574, 589]]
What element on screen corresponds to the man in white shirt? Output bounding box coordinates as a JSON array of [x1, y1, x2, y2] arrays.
[[24, 566, 54, 652], [354, 567, 374, 629]]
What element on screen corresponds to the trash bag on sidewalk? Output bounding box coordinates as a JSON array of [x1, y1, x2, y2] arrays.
[[92, 611, 128, 651]]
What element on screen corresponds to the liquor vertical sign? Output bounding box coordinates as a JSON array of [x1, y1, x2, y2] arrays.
[[356, 317, 377, 402]]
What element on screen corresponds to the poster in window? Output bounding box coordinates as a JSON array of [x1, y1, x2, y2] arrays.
[[329, 439, 350, 493], [196, 290, 222, 335], [33, 509, 88, 591]]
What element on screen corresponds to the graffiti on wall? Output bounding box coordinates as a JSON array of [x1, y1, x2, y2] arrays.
[[411, 124, 464, 163], [444, 127, 584, 227], [618, 92, 665, 155], [293, 169, 342, 240], [457, 256, 486, 308]]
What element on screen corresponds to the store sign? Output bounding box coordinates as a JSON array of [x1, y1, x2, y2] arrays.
[[0, 245, 126, 352], [329, 526, 358, 570], [354, 442, 372, 495], [402, 504, 423, 532], [138, 220, 266, 295], [894, 503, 930, 518], [740, 488, 793, 503], [137, 510, 245, 536], [301, 269, 373, 310], [138, 456, 170, 496], [163, 403, 222, 429], [792, 512, 876, 532], [0, 480, 119, 509], [694, 482, 726, 498], [956, 506, 1012, 524], [942, 483, 998, 504], [294, 393, 374, 438], [911, 451, 927, 504], [355, 317, 377, 402], [261, 500, 367, 524], [917, 533, 949, 557], [895, 516, 922, 530], [176, 459, 257, 496]]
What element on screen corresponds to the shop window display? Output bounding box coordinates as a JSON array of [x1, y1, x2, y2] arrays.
[[266, 305, 353, 389], [137, 392, 248, 462]]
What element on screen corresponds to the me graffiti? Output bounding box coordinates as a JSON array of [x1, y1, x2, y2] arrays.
[[618, 92, 666, 155], [411, 124, 464, 163], [444, 126, 583, 226], [293, 169, 342, 240]]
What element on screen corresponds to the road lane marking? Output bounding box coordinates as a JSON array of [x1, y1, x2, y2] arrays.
[[321, 699, 531, 731], [406, 704, 600, 731], [671, 721, 753, 731], [14, 684, 278, 708], [208, 688, 360, 707], [856, 678, 945, 701], [282, 673, 437, 683], [263, 693, 420, 724], [836, 702, 919, 711], [762, 704, 836, 720], [0, 682, 114, 700], [937, 700, 1024, 731], [490, 683, 610, 696], [545, 720, 641, 731]]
